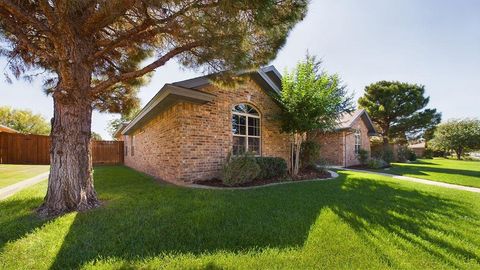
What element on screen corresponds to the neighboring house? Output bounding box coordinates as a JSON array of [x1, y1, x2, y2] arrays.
[[409, 142, 426, 157], [119, 66, 376, 184], [309, 109, 377, 167], [0, 125, 19, 133]]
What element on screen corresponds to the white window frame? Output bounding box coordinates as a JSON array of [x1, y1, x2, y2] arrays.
[[232, 104, 261, 156], [354, 129, 361, 155]]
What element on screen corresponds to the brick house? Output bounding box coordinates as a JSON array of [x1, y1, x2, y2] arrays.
[[120, 66, 290, 184], [119, 66, 376, 184], [309, 109, 377, 167]]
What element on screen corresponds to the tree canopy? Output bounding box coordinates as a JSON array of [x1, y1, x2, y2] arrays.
[[279, 56, 353, 134], [279, 56, 353, 174], [430, 119, 480, 159], [0, 0, 308, 115], [358, 81, 441, 145], [0, 106, 50, 135]]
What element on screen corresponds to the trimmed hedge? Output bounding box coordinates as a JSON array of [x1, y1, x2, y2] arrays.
[[221, 154, 260, 186], [255, 157, 288, 180]]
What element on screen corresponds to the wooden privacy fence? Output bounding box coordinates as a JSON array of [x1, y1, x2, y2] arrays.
[[0, 132, 124, 165]]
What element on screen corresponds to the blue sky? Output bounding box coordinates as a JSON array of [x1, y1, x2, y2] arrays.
[[1, 0, 479, 139]]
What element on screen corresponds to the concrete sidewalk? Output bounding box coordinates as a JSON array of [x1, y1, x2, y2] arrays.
[[342, 168, 480, 193], [0, 172, 49, 200]]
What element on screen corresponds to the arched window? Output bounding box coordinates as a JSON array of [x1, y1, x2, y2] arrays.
[[232, 103, 261, 155], [354, 129, 361, 155]]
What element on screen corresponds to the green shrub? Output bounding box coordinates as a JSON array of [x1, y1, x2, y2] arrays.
[[255, 157, 288, 180], [357, 149, 369, 165], [300, 140, 321, 168], [221, 153, 260, 186], [368, 158, 388, 169], [407, 150, 417, 161], [314, 158, 328, 173], [395, 145, 416, 162], [382, 147, 394, 164], [424, 149, 434, 159]]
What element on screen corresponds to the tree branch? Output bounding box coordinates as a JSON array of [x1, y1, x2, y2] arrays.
[[0, 0, 50, 35], [90, 42, 200, 95]]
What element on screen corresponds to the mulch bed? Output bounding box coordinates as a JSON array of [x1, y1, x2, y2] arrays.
[[193, 169, 332, 188]]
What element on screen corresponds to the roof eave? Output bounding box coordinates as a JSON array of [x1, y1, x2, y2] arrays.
[[122, 84, 215, 135]]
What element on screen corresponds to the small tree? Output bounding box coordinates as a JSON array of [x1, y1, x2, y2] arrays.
[[279, 56, 353, 175], [0, 106, 50, 135], [430, 119, 480, 159], [107, 108, 141, 138], [358, 81, 441, 146], [91, 132, 103, 141]]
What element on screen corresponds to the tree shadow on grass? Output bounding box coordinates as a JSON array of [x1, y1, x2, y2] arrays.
[[47, 167, 479, 269], [0, 197, 47, 250], [331, 174, 480, 268], [390, 163, 480, 180]]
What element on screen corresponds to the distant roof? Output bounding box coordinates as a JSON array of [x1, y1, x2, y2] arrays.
[[336, 109, 377, 135], [122, 66, 282, 135], [0, 125, 19, 133], [409, 142, 426, 149]]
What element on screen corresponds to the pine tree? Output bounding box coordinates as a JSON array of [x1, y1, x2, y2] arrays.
[[358, 81, 441, 146]]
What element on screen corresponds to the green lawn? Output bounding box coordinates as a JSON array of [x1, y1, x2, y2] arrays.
[[378, 158, 480, 188], [1, 166, 479, 269], [0, 165, 49, 188]]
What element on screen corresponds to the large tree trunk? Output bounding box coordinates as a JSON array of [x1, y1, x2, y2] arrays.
[[37, 93, 99, 218]]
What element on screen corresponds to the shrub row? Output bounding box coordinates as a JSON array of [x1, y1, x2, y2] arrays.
[[221, 154, 287, 186]]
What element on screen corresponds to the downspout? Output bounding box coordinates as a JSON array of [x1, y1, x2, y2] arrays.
[[344, 131, 347, 167]]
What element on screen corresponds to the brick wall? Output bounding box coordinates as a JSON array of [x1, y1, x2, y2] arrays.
[[124, 105, 183, 183], [125, 78, 290, 183], [310, 116, 371, 167]]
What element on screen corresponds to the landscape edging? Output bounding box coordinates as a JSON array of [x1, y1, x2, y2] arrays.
[[187, 170, 339, 190]]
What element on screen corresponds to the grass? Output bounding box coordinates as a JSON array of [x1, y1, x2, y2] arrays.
[[0, 165, 49, 188], [1, 166, 479, 269], [377, 158, 480, 188]]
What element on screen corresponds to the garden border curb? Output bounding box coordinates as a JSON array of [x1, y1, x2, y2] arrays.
[[187, 170, 339, 190]]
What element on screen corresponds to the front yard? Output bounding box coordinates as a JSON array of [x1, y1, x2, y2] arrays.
[[379, 158, 480, 188], [1, 166, 479, 269], [0, 165, 49, 188]]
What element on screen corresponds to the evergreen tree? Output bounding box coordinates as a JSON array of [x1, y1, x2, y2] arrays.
[[358, 81, 441, 146]]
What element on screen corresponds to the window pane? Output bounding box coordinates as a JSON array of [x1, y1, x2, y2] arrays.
[[233, 104, 247, 113], [233, 136, 246, 155], [232, 115, 246, 135], [246, 105, 259, 115], [248, 117, 260, 136], [248, 137, 260, 154]]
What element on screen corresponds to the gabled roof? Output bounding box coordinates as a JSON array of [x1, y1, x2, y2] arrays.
[[171, 65, 282, 95], [113, 123, 129, 139], [121, 66, 283, 135], [0, 124, 19, 133], [336, 109, 377, 136]]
